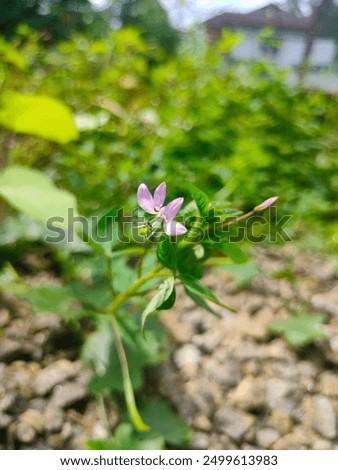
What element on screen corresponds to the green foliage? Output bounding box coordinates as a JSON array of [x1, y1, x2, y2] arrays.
[[187, 183, 210, 216], [216, 261, 261, 288], [139, 400, 191, 447], [86, 423, 165, 450], [82, 315, 167, 395], [141, 277, 175, 334], [0, 92, 78, 143], [268, 312, 326, 348], [0, 166, 77, 227], [180, 274, 235, 315], [157, 235, 177, 271]]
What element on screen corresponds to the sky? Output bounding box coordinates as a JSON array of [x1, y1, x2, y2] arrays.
[[90, 0, 276, 27], [159, 0, 274, 27]]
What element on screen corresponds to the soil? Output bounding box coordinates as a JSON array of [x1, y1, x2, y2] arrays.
[[0, 245, 337, 450]]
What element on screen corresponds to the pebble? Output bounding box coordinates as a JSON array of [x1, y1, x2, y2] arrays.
[[228, 376, 265, 411], [20, 409, 44, 433], [214, 406, 255, 442], [189, 432, 210, 450], [256, 428, 281, 448], [50, 382, 88, 408], [0, 412, 12, 429], [311, 286, 338, 316], [43, 407, 64, 433], [313, 395, 337, 440], [15, 422, 36, 444], [33, 360, 82, 396], [0, 308, 10, 327], [317, 372, 338, 397]]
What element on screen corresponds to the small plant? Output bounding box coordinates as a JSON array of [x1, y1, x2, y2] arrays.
[[0, 164, 278, 445], [268, 312, 326, 348]]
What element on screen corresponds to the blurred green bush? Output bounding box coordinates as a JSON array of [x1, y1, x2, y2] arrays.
[[0, 28, 337, 250]]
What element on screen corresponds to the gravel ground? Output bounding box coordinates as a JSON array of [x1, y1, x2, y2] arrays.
[[0, 245, 337, 449], [158, 246, 338, 450]]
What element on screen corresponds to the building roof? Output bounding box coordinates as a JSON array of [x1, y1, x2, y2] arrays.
[[205, 4, 313, 33]]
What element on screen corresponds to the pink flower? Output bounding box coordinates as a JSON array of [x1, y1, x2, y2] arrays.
[[137, 182, 187, 236]]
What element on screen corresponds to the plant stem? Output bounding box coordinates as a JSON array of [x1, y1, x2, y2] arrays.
[[137, 245, 149, 279], [111, 314, 149, 432], [108, 264, 164, 315], [106, 255, 117, 299]]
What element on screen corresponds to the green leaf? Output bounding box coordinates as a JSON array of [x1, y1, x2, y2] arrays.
[[216, 242, 248, 264], [177, 246, 203, 279], [140, 400, 191, 447], [82, 315, 167, 395], [216, 261, 260, 288], [0, 92, 78, 143], [268, 313, 326, 348], [14, 284, 86, 321], [86, 423, 165, 450], [180, 274, 235, 312], [141, 277, 175, 334], [187, 183, 209, 216], [157, 235, 177, 270], [185, 288, 221, 317], [158, 286, 176, 310], [0, 38, 27, 70], [0, 166, 77, 228]]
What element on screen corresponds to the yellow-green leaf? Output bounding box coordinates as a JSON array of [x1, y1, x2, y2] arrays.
[[0, 92, 78, 143], [0, 165, 77, 227]]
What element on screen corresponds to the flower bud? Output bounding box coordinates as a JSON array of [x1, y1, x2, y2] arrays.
[[254, 196, 278, 212]]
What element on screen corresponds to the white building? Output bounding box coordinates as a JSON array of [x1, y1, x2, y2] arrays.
[[206, 4, 337, 68]]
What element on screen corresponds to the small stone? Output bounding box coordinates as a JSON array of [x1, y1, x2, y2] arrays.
[[29, 314, 62, 332], [20, 409, 44, 433], [205, 357, 241, 390], [271, 427, 311, 450], [0, 308, 10, 327], [214, 406, 255, 442], [317, 372, 338, 397], [265, 378, 298, 417], [50, 382, 87, 408], [267, 409, 293, 434], [192, 330, 223, 354], [311, 286, 338, 316], [15, 422, 36, 444], [33, 360, 82, 396], [43, 407, 64, 433], [0, 412, 12, 429], [0, 338, 33, 362], [189, 432, 210, 450], [0, 393, 16, 412], [256, 428, 281, 448], [313, 395, 337, 439], [313, 439, 332, 450], [228, 376, 265, 411], [192, 415, 212, 432], [173, 344, 201, 369]]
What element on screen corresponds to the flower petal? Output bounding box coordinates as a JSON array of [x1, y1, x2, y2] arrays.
[[153, 182, 166, 209], [137, 183, 155, 214], [164, 220, 187, 236], [162, 197, 184, 222]]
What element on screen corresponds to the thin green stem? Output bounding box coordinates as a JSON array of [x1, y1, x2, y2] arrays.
[[106, 255, 117, 299], [108, 264, 164, 315], [137, 245, 149, 279], [111, 314, 149, 432]]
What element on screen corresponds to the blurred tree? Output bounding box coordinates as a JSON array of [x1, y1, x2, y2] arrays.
[[0, 0, 110, 41], [119, 0, 180, 53]]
